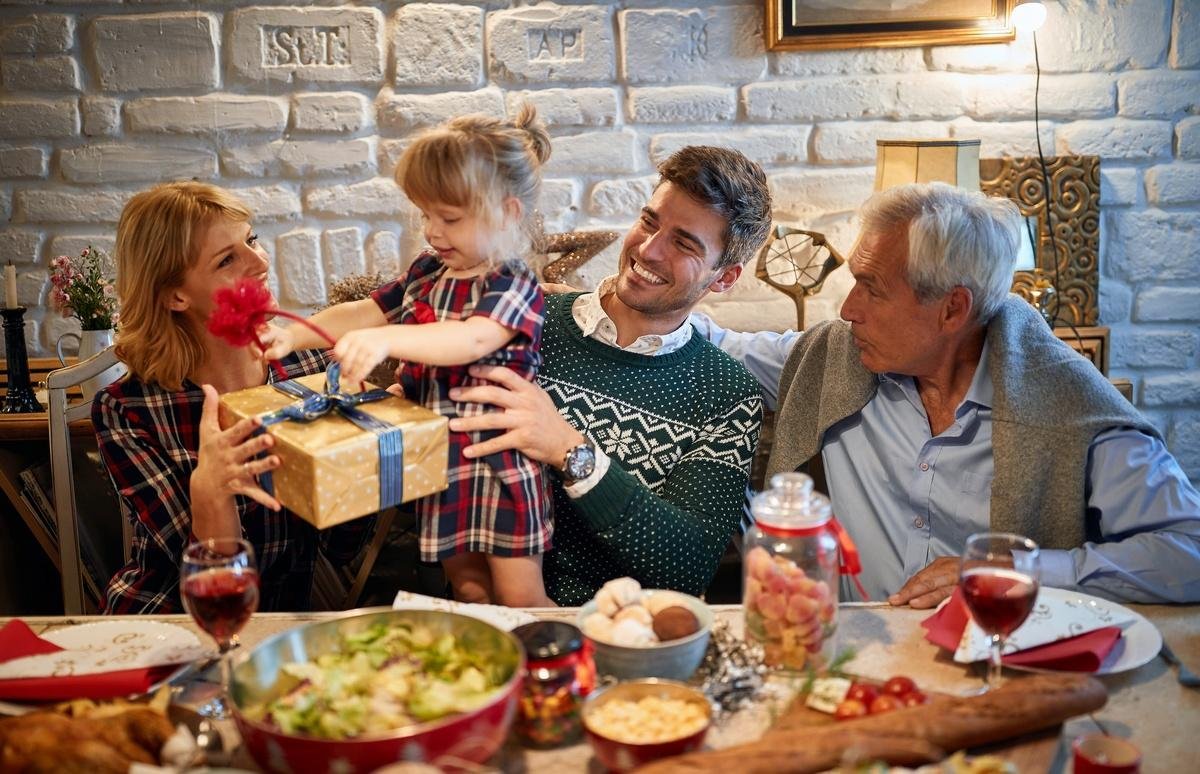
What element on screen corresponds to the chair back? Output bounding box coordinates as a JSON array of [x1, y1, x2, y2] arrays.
[[47, 345, 125, 614]]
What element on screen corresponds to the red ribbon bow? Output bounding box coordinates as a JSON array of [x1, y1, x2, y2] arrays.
[[206, 278, 337, 381]]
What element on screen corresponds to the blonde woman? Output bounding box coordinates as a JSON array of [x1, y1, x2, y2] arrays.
[[95, 181, 367, 613], [265, 105, 554, 607]]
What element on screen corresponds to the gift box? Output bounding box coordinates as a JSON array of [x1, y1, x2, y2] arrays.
[[218, 370, 448, 529]]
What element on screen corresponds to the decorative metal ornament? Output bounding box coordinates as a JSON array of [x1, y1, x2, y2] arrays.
[[540, 230, 621, 284], [755, 225, 846, 330], [981, 155, 1100, 327]]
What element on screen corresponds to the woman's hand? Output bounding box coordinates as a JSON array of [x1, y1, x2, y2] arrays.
[[191, 384, 282, 514], [334, 327, 395, 386], [259, 324, 296, 361]]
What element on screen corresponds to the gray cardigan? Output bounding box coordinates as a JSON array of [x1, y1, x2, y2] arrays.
[[768, 296, 1159, 550]]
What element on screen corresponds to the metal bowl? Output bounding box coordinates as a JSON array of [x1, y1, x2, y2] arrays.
[[576, 590, 713, 681], [228, 607, 524, 773], [582, 678, 712, 771]]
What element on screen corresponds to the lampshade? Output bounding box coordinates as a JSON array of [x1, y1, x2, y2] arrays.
[[874, 139, 981, 192]]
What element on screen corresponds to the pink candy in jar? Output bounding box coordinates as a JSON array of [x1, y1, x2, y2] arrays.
[[744, 473, 840, 671]]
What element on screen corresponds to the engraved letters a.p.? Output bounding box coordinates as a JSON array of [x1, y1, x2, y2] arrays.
[[526, 27, 583, 61]]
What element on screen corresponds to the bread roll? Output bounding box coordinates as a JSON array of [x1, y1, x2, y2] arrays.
[[635, 673, 1106, 773]]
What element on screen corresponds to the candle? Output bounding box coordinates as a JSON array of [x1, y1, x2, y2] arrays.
[[4, 262, 17, 309]]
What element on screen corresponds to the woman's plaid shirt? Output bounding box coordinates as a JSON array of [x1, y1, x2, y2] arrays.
[[93, 349, 369, 613]]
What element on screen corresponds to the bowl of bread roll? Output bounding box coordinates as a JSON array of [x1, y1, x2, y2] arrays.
[[576, 577, 712, 681]]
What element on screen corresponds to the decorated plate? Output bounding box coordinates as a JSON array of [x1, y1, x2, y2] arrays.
[[391, 591, 537, 631], [0, 620, 207, 680]]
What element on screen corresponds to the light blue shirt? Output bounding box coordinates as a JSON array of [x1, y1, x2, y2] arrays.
[[691, 314, 1200, 604]]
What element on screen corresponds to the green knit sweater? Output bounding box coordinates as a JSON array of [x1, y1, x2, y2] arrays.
[[540, 293, 763, 605]]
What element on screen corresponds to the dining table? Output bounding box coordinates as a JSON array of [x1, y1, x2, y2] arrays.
[[3, 601, 1198, 773]]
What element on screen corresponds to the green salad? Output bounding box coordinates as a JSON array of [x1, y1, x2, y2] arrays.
[[246, 621, 510, 739]]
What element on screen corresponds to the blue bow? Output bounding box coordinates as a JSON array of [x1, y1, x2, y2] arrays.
[[255, 363, 403, 511]]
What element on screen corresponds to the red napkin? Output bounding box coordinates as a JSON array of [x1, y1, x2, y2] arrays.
[[921, 588, 1122, 673], [0, 619, 177, 701]]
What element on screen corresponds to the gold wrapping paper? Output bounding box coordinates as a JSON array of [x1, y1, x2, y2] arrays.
[[218, 373, 448, 529]]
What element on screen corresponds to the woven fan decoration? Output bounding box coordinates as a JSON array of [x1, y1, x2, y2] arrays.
[[755, 225, 845, 330]]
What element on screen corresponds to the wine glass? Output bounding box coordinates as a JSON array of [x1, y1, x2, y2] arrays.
[[959, 532, 1040, 692], [181, 538, 260, 717]]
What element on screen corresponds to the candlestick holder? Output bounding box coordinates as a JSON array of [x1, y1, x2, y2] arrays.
[[2, 307, 44, 413]]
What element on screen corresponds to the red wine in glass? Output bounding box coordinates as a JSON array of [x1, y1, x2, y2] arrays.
[[959, 532, 1040, 692], [181, 538, 259, 718], [182, 566, 259, 646], [961, 567, 1038, 637]]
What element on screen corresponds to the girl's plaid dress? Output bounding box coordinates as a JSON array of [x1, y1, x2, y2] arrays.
[[371, 251, 552, 561]]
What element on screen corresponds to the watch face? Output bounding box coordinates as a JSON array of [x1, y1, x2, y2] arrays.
[[567, 444, 596, 480]]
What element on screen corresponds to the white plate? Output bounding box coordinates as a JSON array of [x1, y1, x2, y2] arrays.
[[1004, 588, 1162, 676], [0, 620, 207, 680], [391, 591, 537, 631]]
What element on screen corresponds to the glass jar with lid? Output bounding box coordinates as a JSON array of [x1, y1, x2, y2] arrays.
[[744, 472, 845, 672], [512, 621, 596, 748]]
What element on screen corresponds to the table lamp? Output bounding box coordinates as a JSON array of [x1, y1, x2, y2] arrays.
[[873, 139, 981, 192]]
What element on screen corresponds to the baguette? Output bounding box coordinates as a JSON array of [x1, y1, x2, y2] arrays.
[[636, 673, 1106, 773]]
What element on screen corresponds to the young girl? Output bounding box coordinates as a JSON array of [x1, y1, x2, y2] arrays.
[[265, 105, 553, 607]]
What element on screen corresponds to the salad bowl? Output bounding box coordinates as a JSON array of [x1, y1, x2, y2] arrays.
[[228, 607, 524, 773]]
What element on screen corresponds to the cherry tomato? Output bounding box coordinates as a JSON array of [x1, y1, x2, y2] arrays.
[[833, 698, 869, 720], [902, 690, 929, 707], [869, 694, 904, 714], [845, 682, 880, 705], [883, 675, 918, 697]]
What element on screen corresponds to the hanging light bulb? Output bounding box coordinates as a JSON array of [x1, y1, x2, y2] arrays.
[[1012, 1, 1047, 33]]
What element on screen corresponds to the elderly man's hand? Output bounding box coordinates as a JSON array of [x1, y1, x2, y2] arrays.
[[448, 364, 584, 468], [889, 556, 960, 609]]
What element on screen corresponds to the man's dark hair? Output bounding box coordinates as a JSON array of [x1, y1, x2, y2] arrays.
[[657, 146, 773, 270]]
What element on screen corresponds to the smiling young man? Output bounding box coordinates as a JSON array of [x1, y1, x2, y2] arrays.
[[448, 146, 771, 604]]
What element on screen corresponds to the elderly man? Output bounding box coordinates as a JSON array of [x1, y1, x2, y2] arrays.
[[449, 146, 771, 605], [698, 182, 1200, 606]]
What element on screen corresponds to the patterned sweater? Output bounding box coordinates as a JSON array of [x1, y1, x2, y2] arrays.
[[540, 293, 763, 605]]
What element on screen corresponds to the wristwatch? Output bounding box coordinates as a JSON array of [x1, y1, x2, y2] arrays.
[[560, 440, 596, 486]]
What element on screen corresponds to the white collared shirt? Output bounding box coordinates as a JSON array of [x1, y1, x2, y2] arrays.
[[569, 276, 694, 356], [561, 275, 695, 496]]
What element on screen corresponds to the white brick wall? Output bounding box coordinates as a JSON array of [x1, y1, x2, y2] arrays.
[[0, 0, 1195, 479]]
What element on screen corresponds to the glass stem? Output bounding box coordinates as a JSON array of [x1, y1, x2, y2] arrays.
[[988, 634, 1004, 689]]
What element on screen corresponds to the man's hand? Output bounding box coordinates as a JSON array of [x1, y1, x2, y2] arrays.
[[334, 327, 395, 386], [448, 364, 584, 468], [889, 556, 960, 609]]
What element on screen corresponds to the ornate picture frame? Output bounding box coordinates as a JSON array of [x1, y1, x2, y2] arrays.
[[766, 1, 1016, 51], [980, 155, 1101, 328]]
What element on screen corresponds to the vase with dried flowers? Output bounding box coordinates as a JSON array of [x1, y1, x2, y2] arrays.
[[49, 245, 125, 397]]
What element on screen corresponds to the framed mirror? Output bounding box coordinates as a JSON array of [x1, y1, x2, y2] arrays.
[[766, 0, 1017, 51]]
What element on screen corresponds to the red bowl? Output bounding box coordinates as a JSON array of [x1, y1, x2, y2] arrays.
[[582, 679, 712, 771], [229, 608, 524, 773]]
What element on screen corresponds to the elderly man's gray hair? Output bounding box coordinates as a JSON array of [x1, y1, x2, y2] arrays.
[[859, 182, 1022, 323]]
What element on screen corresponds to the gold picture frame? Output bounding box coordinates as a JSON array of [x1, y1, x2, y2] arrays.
[[766, 1, 1016, 51], [980, 155, 1101, 328]]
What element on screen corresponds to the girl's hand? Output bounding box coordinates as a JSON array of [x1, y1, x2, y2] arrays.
[[192, 384, 282, 511], [260, 324, 296, 361], [334, 327, 395, 386]]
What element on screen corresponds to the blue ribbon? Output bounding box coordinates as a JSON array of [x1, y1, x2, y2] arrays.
[[255, 363, 403, 511]]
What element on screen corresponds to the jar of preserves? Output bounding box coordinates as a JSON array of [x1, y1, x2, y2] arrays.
[[512, 621, 596, 748], [744, 472, 859, 672]]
